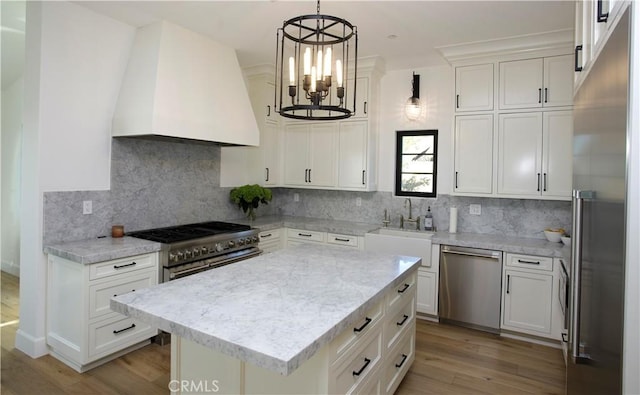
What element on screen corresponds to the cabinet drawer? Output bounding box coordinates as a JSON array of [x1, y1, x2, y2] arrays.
[[329, 300, 383, 365], [384, 292, 415, 350], [383, 330, 415, 395], [89, 253, 156, 280], [258, 229, 282, 242], [506, 253, 553, 271], [89, 269, 156, 320], [327, 233, 359, 248], [386, 272, 417, 311], [88, 315, 155, 358], [330, 329, 382, 395], [286, 228, 326, 243]]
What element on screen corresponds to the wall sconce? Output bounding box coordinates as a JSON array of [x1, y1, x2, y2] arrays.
[[405, 72, 421, 121]]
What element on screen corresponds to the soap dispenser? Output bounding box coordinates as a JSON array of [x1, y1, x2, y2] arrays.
[[424, 206, 434, 231]]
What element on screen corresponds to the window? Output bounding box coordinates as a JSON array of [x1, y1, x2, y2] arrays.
[[395, 130, 438, 198]]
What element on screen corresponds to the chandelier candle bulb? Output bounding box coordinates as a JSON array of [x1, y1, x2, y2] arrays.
[[324, 48, 332, 77], [311, 67, 317, 93], [304, 48, 311, 75], [289, 57, 295, 86], [336, 59, 343, 87], [316, 50, 323, 79]]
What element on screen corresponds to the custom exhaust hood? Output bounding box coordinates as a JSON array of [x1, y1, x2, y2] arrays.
[[112, 21, 259, 146]]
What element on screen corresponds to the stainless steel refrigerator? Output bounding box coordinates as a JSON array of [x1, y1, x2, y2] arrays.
[[568, 7, 629, 395]]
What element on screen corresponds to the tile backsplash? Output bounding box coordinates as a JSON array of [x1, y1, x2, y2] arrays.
[[44, 138, 571, 244]]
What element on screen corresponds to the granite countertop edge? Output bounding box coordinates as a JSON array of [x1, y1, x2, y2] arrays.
[[43, 237, 163, 264]]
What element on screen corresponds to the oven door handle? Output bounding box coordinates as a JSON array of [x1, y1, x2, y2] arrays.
[[169, 264, 212, 279]]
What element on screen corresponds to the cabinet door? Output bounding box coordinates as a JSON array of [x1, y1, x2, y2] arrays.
[[454, 115, 494, 194], [346, 77, 369, 118], [261, 123, 280, 186], [574, 1, 592, 88], [455, 64, 494, 112], [338, 121, 368, 189], [502, 270, 553, 335], [308, 123, 337, 187], [416, 268, 437, 316], [499, 58, 543, 109], [283, 125, 310, 186], [497, 113, 543, 196], [543, 55, 574, 107], [542, 111, 573, 198]]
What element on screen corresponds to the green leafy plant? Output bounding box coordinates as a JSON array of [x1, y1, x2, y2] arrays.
[[229, 184, 273, 220]]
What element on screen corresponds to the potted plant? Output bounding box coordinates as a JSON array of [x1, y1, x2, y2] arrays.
[[229, 184, 273, 220]]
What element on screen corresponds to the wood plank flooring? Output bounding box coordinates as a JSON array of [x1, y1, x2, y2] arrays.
[[1, 272, 565, 394]]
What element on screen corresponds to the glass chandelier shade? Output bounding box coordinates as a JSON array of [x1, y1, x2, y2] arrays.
[[275, 1, 358, 120]]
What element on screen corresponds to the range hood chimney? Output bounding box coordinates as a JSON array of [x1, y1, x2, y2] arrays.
[[112, 21, 259, 146]]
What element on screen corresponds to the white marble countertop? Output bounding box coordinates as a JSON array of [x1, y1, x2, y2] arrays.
[[111, 244, 421, 375], [43, 236, 163, 264], [236, 215, 381, 236]]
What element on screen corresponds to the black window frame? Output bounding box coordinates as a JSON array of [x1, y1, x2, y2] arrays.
[[395, 130, 438, 198]]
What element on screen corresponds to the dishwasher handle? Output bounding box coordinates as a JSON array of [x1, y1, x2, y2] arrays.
[[441, 246, 501, 260]]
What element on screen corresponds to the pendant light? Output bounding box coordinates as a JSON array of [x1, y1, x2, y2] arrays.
[[274, 0, 358, 120], [405, 72, 422, 121]]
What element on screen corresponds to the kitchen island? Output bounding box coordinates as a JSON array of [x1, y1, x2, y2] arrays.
[[111, 244, 421, 394]]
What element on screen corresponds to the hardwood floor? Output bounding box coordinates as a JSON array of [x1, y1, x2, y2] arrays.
[[1, 271, 565, 394]]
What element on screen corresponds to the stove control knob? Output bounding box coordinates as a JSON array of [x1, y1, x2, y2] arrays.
[[184, 250, 192, 259], [176, 251, 184, 260], [192, 248, 200, 257], [252, 236, 259, 243], [238, 238, 245, 245], [215, 243, 224, 252], [228, 240, 236, 248], [169, 253, 178, 262], [201, 247, 208, 255]]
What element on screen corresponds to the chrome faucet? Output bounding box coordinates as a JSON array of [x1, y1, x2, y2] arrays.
[[400, 198, 420, 230], [382, 209, 391, 227]]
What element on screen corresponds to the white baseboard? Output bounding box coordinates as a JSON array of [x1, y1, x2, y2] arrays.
[[1, 260, 20, 277], [15, 329, 49, 358]]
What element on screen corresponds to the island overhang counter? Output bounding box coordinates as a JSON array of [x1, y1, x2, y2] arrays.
[[111, 244, 421, 394]]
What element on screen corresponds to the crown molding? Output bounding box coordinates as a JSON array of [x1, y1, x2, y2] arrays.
[[436, 29, 574, 64]]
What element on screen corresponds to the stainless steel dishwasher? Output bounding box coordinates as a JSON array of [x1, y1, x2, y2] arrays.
[[439, 245, 503, 333]]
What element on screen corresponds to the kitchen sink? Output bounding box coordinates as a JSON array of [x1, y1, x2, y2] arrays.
[[368, 227, 434, 239]]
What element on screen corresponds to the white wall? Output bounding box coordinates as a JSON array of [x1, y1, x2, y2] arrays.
[[377, 65, 454, 195], [1, 76, 23, 276], [16, 1, 135, 357]]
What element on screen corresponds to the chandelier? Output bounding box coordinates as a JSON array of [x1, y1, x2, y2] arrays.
[[274, 0, 358, 120]]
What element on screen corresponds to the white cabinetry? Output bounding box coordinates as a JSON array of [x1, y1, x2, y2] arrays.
[[348, 77, 370, 119], [416, 245, 440, 317], [455, 63, 494, 112], [258, 229, 283, 254], [454, 114, 494, 194], [286, 228, 363, 250], [501, 253, 563, 340], [47, 253, 159, 372], [338, 121, 376, 191], [171, 270, 417, 395], [499, 55, 573, 109], [283, 123, 337, 188], [497, 111, 573, 199]]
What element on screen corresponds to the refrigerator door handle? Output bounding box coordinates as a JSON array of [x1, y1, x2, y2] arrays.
[[570, 189, 595, 363]]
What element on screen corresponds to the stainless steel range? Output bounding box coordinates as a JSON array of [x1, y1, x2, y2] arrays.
[[127, 221, 261, 283]]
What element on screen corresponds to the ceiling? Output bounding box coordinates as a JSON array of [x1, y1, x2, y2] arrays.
[[1, 1, 575, 90]]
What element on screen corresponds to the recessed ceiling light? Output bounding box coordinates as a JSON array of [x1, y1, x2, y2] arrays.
[[387, 34, 398, 40]]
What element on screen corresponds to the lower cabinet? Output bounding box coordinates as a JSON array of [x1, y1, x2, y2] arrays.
[[47, 253, 159, 372], [171, 271, 417, 394], [286, 227, 364, 250], [417, 269, 438, 316], [501, 253, 562, 340], [258, 229, 283, 254]]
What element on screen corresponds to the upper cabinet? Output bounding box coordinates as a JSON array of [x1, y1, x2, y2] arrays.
[[283, 123, 337, 188], [337, 121, 376, 191], [499, 55, 573, 110], [454, 114, 494, 194], [574, 0, 630, 91], [455, 64, 494, 112]]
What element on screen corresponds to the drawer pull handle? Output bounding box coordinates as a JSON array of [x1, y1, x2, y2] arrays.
[[352, 357, 371, 376], [517, 259, 541, 265], [507, 274, 511, 294], [397, 283, 410, 294], [353, 317, 372, 333], [298, 233, 312, 237], [114, 262, 136, 269], [334, 237, 350, 242], [261, 233, 272, 239], [562, 332, 568, 342], [397, 314, 409, 326], [113, 323, 136, 334], [395, 353, 408, 368], [113, 289, 135, 297]]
